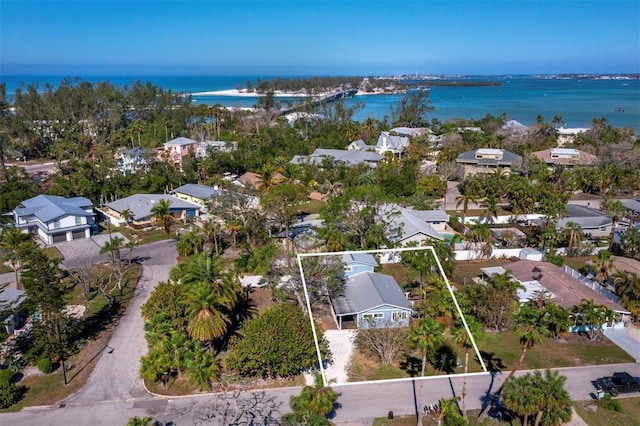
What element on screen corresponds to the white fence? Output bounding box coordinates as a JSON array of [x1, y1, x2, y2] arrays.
[[560, 264, 620, 304]]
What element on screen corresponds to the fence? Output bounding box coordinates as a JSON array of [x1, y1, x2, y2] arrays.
[[560, 264, 620, 304]]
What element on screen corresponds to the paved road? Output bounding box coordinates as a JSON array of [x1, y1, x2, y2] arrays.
[[2, 363, 638, 425], [64, 239, 177, 404]]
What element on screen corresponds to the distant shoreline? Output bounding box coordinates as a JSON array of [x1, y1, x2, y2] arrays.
[[190, 89, 395, 97]]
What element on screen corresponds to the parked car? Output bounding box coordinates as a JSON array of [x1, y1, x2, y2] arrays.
[[595, 372, 639, 397]]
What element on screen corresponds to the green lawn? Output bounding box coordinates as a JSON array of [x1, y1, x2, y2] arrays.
[[115, 226, 175, 245], [574, 398, 640, 426]]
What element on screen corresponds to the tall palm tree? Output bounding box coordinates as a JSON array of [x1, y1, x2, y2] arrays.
[[0, 227, 31, 289], [592, 249, 615, 284], [577, 299, 614, 341], [531, 369, 572, 426], [480, 195, 500, 224], [455, 192, 478, 225], [150, 199, 174, 234], [502, 374, 540, 426], [410, 317, 443, 426], [479, 304, 549, 422], [452, 315, 483, 420], [564, 221, 583, 256]]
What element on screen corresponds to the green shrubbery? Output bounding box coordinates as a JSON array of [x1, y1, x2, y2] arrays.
[[36, 357, 52, 374]]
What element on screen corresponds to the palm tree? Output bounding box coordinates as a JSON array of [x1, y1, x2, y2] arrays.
[[410, 317, 443, 426], [284, 372, 339, 424], [480, 195, 500, 224], [577, 299, 614, 341], [150, 198, 174, 234], [542, 302, 572, 340], [184, 281, 232, 342], [592, 249, 615, 284], [433, 396, 463, 426], [564, 221, 583, 256], [203, 219, 223, 256], [531, 369, 572, 426], [455, 192, 478, 225], [99, 236, 124, 264], [120, 208, 133, 226], [0, 227, 31, 289], [452, 315, 483, 420], [224, 217, 243, 247], [184, 345, 220, 391], [502, 374, 540, 426], [479, 304, 549, 422]]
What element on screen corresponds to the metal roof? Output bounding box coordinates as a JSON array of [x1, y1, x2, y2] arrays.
[[173, 184, 224, 201], [342, 253, 378, 267], [558, 204, 612, 229], [332, 272, 411, 316], [105, 194, 200, 221], [456, 149, 522, 166], [163, 137, 198, 147], [15, 195, 94, 223], [291, 148, 383, 167]]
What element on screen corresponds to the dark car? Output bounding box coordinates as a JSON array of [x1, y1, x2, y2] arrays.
[[595, 372, 640, 397]]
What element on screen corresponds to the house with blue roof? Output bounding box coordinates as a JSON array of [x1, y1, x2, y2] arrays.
[[13, 195, 96, 244], [331, 270, 412, 329]]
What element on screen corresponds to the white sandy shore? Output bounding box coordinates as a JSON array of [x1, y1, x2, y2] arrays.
[[190, 88, 397, 97]]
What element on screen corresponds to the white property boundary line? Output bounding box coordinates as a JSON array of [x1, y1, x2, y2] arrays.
[[297, 246, 489, 388]]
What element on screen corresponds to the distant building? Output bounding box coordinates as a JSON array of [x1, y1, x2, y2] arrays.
[[157, 137, 199, 169], [557, 204, 613, 238], [195, 140, 237, 158], [172, 183, 225, 206], [13, 195, 96, 244], [531, 148, 598, 167], [115, 146, 153, 174], [455, 148, 522, 177], [291, 148, 383, 168]]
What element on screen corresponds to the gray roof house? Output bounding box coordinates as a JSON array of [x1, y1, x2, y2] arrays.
[[384, 205, 447, 245], [456, 148, 522, 177], [171, 183, 225, 206], [331, 271, 412, 329], [375, 132, 410, 156], [556, 204, 613, 238], [13, 195, 96, 245], [101, 194, 201, 227], [342, 253, 378, 278], [347, 139, 372, 151], [291, 148, 383, 168]]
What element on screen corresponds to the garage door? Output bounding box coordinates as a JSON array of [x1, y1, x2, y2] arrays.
[[72, 230, 86, 240], [52, 233, 67, 243]]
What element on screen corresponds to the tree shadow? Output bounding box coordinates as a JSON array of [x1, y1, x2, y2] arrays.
[[399, 355, 422, 377], [214, 286, 258, 354], [428, 344, 458, 374], [477, 351, 507, 415]]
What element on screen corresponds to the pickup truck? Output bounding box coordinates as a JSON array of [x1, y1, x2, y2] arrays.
[[595, 372, 640, 397]]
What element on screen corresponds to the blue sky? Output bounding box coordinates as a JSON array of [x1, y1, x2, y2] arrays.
[[1, 0, 639, 76]]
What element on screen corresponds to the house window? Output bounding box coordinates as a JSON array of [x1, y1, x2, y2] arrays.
[[75, 216, 82, 226], [345, 266, 353, 272], [363, 313, 384, 320], [392, 311, 408, 321], [53, 220, 61, 229]]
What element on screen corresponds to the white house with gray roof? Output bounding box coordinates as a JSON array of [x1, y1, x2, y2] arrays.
[[291, 148, 383, 168], [101, 194, 201, 227], [384, 205, 447, 245], [13, 195, 96, 244], [375, 132, 410, 157]]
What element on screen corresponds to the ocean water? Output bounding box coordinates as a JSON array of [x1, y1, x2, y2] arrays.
[[2, 74, 639, 130]]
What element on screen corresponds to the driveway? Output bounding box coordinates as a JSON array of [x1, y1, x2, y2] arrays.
[[604, 326, 640, 362], [324, 329, 356, 385], [64, 239, 177, 404], [55, 233, 128, 268]]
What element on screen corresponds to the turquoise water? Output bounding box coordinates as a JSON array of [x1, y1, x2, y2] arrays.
[[2, 75, 639, 130]]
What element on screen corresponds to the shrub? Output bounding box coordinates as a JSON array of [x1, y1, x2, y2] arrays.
[[599, 394, 622, 412], [37, 357, 52, 374]]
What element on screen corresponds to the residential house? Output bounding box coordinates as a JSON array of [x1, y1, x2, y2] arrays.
[[195, 140, 237, 158], [115, 147, 152, 174], [331, 252, 412, 329], [493, 260, 630, 327], [531, 148, 598, 167], [342, 252, 378, 277], [455, 148, 522, 178], [618, 199, 640, 226], [172, 183, 225, 206], [13, 195, 96, 244], [347, 139, 371, 151], [101, 194, 201, 227], [157, 137, 199, 169], [384, 205, 447, 245], [291, 148, 383, 168], [375, 131, 410, 157], [557, 127, 589, 146], [556, 204, 613, 238]]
